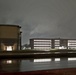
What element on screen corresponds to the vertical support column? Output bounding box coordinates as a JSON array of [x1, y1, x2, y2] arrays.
[[51, 58, 55, 61], [0, 39, 1, 51], [17, 32, 21, 50], [66, 39, 68, 49], [51, 39, 55, 49], [30, 39, 34, 49], [19, 32, 22, 50], [17, 32, 19, 50]]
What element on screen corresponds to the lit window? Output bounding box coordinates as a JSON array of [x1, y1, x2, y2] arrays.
[[6, 46, 12, 51], [34, 40, 51, 42], [34, 45, 51, 46], [55, 40, 60, 41]]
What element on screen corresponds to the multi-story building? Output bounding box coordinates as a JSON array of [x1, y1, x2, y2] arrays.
[[30, 38, 76, 50]]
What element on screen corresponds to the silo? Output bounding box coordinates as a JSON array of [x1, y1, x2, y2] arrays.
[[0, 25, 21, 51]]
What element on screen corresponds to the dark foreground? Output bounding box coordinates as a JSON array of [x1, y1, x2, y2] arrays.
[[0, 68, 76, 75], [1, 53, 76, 59], [0, 50, 76, 75], [0, 50, 76, 59]]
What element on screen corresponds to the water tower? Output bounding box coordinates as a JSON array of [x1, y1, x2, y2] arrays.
[[0, 24, 21, 51]]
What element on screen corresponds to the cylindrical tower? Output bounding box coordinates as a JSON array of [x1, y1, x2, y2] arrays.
[[0, 24, 21, 51]]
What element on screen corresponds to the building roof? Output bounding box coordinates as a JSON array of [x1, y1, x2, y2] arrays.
[[30, 38, 76, 40], [0, 24, 21, 28]]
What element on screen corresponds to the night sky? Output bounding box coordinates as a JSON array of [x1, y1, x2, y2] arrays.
[[0, 0, 76, 44]]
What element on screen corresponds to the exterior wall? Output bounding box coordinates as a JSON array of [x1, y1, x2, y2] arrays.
[[54, 39, 60, 49], [68, 40, 76, 49], [0, 26, 20, 38], [51, 39, 55, 49], [60, 39, 68, 47], [30, 39, 52, 50], [30, 39, 34, 49], [0, 25, 21, 51], [33, 39, 51, 50], [30, 38, 76, 50]]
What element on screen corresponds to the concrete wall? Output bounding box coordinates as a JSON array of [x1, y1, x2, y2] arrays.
[[0, 25, 20, 39]]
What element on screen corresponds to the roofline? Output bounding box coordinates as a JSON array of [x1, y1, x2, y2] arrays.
[[0, 24, 21, 28], [30, 38, 76, 40]]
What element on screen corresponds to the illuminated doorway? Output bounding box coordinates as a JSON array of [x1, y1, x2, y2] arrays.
[[6, 46, 13, 51]]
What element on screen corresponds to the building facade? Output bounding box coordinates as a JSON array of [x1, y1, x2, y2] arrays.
[[30, 38, 76, 50], [0, 25, 21, 51]]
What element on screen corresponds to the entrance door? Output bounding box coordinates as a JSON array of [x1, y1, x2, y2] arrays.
[[6, 46, 13, 51]]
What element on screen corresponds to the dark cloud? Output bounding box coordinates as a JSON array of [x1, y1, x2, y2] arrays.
[[0, 0, 76, 44]]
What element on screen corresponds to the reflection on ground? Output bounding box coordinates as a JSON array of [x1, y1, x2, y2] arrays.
[[0, 59, 21, 72], [0, 58, 76, 72]]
